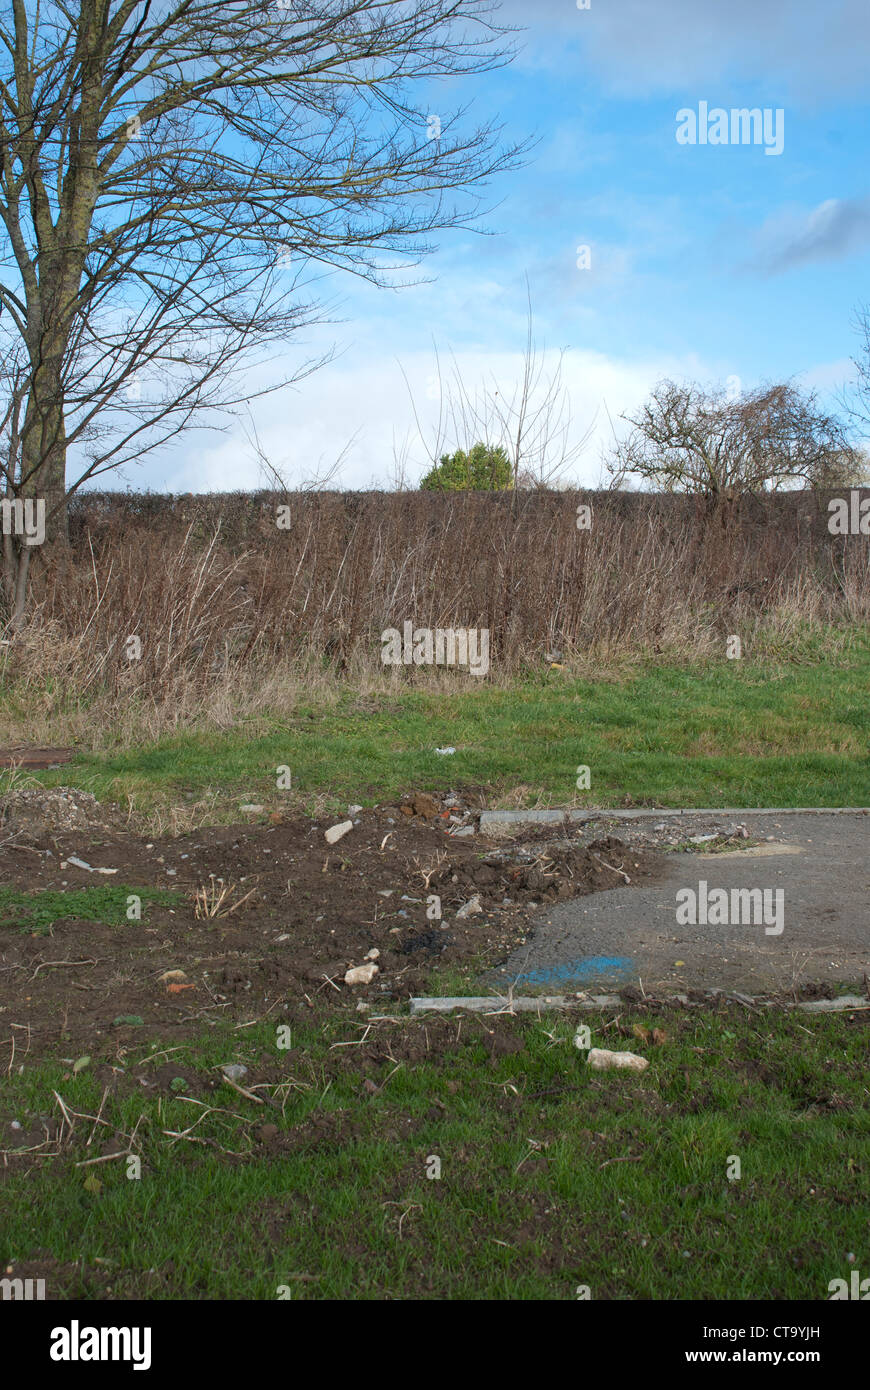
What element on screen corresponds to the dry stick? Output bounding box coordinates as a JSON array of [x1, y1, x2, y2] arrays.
[[52, 1091, 75, 1131], [29, 957, 99, 981], [589, 852, 631, 884], [75, 1149, 129, 1169], [329, 1025, 372, 1050], [86, 1087, 111, 1147], [174, 1098, 250, 1122], [220, 1073, 266, 1105]]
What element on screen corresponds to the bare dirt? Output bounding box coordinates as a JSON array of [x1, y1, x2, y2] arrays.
[[0, 788, 665, 1055]]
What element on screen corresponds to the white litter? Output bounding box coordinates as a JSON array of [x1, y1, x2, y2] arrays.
[[586, 1048, 648, 1073]]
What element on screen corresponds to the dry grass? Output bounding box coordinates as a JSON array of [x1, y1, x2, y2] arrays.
[[0, 488, 866, 743], [193, 877, 257, 920]]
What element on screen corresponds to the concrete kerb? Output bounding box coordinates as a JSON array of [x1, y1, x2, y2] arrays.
[[478, 806, 870, 833], [409, 993, 870, 1016]]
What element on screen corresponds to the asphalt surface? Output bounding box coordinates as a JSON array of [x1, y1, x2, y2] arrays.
[[491, 812, 869, 994]]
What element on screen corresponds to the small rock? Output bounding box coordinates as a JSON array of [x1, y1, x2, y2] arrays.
[[220, 1064, 249, 1083], [348, 805, 363, 815], [434, 747, 456, 756], [450, 825, 474, 837], [456, 894, 483, 919], [325, 820, 353, 845], [365, 948, 380, 961], [239, 804, 264, 813], [344, 962, 379, 986], [586, 1048, 648, 1072]]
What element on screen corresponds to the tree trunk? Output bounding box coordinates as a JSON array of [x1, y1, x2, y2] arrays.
[[21, 358, 68, 543]]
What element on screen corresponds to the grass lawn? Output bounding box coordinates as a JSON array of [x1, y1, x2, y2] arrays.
[[2, 1005, 867, 1300], [5, 645, 869, 821]]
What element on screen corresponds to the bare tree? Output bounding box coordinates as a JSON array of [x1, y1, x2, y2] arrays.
[[402, 287, 593, 498], [0, 0, 527, 623], [606, 378, 857, 501], [841, 305, 870, 479]]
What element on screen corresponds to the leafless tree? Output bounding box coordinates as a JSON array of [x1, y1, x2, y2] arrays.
[[0, 0, 527, 624], [606, 378, 858, 501], [841, 306, 870, 478], [401, 285, 593, 498]]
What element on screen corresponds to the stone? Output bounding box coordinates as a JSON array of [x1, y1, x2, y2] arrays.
[[344, 962, 379, 986], [455, 894, 483, 919], [586, 1048, 648, 1072], [325, 820, 353, 844], [220, 1064, 248, 1082]]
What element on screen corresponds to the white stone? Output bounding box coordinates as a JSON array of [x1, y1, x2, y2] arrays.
[[456, 894, 483, 918], [325, 820, 354, 845], [344, 962, 379, 986], [586, 1048, 648, 1072]]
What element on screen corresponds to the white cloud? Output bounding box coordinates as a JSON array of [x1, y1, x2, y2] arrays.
[[500, 0, 870, 102], [750, 198, 870, 274], [117, 341, 707, 494]]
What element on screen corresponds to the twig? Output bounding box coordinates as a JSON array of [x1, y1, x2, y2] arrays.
[[30, 957, 98, 981]]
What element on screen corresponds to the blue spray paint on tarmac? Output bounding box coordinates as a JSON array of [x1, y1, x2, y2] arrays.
[[513, 955, 634, 987]]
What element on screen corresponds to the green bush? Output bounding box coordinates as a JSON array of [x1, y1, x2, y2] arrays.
[[419, 441, 513, 491]]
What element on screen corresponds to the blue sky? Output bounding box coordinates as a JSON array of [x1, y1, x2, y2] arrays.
[[125, 0, 870, 494]]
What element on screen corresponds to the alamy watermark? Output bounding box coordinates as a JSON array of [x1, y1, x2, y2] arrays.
[[1, 1275, 45, 1300], [676, 103, 785, 156], [0, 497, 45, 546], [676, 879, 784, 935], [381, 622, 489, 676], [49, 1321, 151, 1370], [827, 490, 870, 535]]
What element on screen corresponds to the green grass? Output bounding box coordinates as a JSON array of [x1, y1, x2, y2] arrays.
[[8, 644, 869, 816], [0, 885, 184, 935], [2, 1007, 867, 1299]]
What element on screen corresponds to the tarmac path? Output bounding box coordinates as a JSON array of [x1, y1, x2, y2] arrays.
[[491, 812, 869, 994]]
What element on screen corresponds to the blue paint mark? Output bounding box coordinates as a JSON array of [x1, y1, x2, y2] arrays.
[[514, 955, 634, 986]]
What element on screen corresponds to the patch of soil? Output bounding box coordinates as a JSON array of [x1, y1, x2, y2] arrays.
[[0, 788, 665, 1057], [0, 747, 74, 769]]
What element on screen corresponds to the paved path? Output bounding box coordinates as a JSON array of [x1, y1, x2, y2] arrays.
[[490, 812, 869, 994]]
